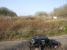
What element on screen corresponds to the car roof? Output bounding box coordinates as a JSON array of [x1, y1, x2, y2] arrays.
[[32, 35, 48, 40]]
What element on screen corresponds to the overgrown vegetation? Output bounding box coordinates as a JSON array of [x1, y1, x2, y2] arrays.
[[0, 17, 67, 41], [51, 4, 67, 17]]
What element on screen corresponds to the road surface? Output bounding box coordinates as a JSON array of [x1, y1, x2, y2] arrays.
[[0, 35, 67, 50]]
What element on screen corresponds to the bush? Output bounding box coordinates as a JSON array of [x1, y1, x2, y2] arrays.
[[0, 7, 17, 17]]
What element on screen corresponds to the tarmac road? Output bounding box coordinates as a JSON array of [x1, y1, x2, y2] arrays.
[[0, 40, 30, 50], [50, 35, 67, 50], [0, 35, 67, 50]]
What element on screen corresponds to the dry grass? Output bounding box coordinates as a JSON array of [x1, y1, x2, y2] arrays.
[[0, 16, 67, 40]]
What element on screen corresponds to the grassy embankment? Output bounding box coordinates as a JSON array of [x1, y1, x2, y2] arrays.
[[0, 16, 67, 40]]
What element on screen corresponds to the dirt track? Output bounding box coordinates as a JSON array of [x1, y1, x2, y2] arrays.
[[0, 35, 67, 50]]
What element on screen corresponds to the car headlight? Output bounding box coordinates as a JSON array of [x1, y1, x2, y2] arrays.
[[31, 39, 35, 44]]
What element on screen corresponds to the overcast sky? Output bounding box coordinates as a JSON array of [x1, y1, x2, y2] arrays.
[[0, 0, 67, 16]]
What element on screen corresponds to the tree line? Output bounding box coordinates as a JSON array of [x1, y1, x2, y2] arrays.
[[0, 4, 67, 17], [0, 7, 17, 17]]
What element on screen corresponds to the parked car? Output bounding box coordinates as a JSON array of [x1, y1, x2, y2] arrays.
[[28, 35, 63, 50]]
